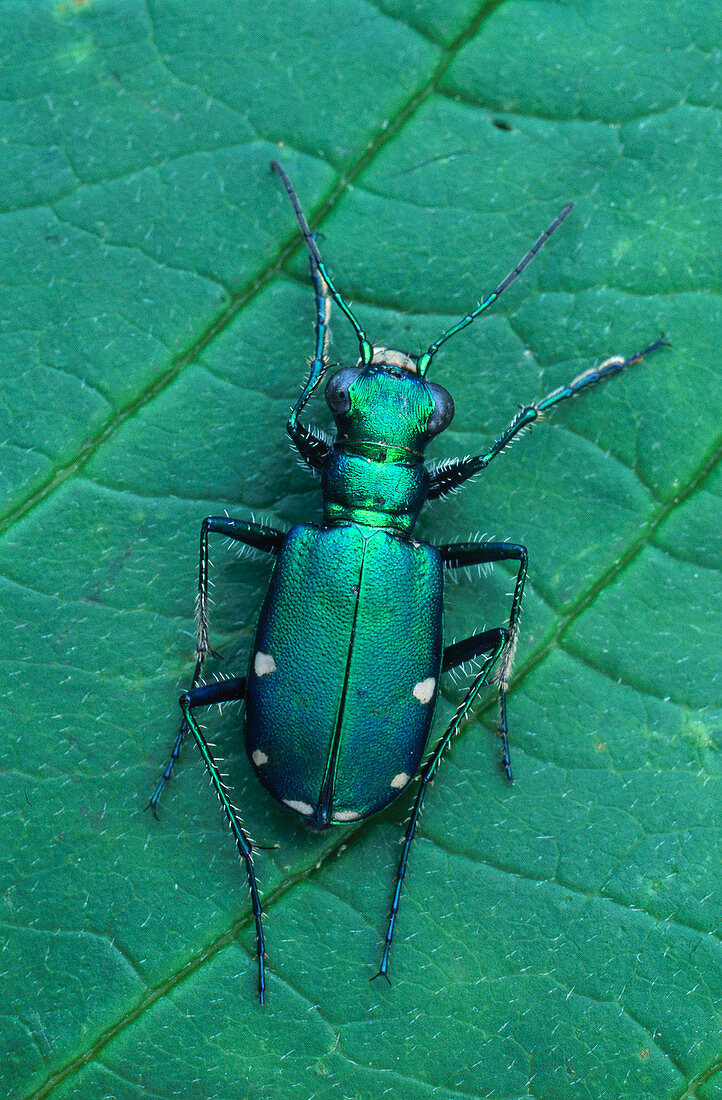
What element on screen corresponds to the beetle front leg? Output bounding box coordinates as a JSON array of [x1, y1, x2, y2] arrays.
[[148, 518, 283, 815], [375, 631, 506, 983], [440, 540, 528, 781], [179, 678, 267, 1004], [286, 247, 334, 472], [428, 336, 669, 499]]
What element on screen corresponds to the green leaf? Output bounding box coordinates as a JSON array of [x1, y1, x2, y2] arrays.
[[2, 1, 719, 1098]]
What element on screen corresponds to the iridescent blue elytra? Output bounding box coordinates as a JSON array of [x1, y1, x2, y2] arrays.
[[246, 521, 443, 827], [149, 161, 668, 1003]]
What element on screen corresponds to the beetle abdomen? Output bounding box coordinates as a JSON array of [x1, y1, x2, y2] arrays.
[[244, 522, 443, 827]]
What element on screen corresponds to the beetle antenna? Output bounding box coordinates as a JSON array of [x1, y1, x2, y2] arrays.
[[272, 161, 373, 366], [417, 202, 574, 376]]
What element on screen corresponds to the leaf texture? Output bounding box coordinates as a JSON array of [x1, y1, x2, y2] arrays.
[[1, 1, 719, 1098]]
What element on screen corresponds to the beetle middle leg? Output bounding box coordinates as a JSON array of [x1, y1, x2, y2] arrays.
[[148, 518, 283, 815], [178, 675, 267, 1004], [427, 336, 669, 499]]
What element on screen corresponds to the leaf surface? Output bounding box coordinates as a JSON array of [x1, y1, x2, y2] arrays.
[[1, 2, 719, 1098]]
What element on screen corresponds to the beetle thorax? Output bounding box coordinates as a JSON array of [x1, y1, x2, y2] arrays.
[[321, 350, 455, 533]]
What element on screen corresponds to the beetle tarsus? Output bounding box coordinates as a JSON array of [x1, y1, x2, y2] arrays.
[[145, 796, 162, 820]]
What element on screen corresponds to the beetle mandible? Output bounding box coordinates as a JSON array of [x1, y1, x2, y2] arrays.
[[150, 161, 668, 1003]]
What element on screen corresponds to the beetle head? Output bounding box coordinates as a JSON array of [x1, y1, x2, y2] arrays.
[[326, 346, 454, 455]]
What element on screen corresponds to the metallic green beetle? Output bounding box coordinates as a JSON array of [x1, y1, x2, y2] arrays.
[[150, 162, 667, 1002]]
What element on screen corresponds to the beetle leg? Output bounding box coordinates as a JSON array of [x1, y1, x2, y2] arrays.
[[287, 249, 334, 473], [439, 540, 528, 781], [196, 517, 283, 660], [148, 519, 283, 816], [428, 336, 669, 499], [442, 627, 507, 670], [375, 631, 506, 984], [288, 419, 331, 472], [179, 682, 267, 1004], [180, 676, 246, 707]]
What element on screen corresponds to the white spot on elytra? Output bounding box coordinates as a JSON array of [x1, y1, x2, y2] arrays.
[[254, 651, 277, 677], [251, 750, 268, 766], [283, 798, 314, 816], [333, 809, 361, 822], [412, 676, 436, 704], [391, 772, 410, 789]]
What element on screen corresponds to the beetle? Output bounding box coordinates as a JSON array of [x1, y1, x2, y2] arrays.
[[150, 161, 668, 1003]]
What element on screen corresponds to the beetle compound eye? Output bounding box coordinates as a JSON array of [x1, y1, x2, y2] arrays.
[[326, 365, 363, 414], [426, 383, 455, 436]]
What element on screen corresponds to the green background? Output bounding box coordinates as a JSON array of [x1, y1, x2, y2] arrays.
[[1, 1, 720, 1097]]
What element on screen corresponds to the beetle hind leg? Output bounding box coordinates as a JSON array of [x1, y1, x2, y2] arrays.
[[179, 678, 267, 1003], [375, 632, 506, 983], [373, 540, 532, 977]]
